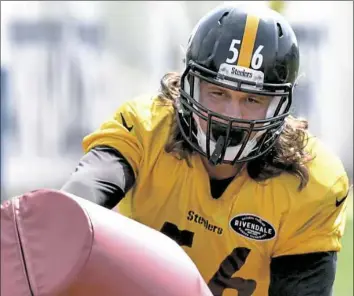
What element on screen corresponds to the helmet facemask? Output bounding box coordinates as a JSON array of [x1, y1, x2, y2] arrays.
[[177, 61, 293, 166]]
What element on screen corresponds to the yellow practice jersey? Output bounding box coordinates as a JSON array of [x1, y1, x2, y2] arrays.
[[83, 95, 350, 296]]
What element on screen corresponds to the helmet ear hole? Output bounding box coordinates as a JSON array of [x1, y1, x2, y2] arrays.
[[277, 23, 284, 38]]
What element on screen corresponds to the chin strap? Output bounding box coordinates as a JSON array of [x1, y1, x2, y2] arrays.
[[209, 136, 226, 165]]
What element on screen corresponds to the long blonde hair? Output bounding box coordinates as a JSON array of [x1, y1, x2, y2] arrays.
[[159, 72, 314, 191]]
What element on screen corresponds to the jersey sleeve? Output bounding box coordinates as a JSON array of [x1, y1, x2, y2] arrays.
[[269, 251, 337, 296], [272, 174, 351, 257], [82, 102, 143, 177]]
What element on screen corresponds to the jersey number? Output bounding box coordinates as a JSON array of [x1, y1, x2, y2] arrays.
[[160, 222, 257, 296]]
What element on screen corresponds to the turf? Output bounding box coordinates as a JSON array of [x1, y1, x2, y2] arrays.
[[334, 191, 353, 296]]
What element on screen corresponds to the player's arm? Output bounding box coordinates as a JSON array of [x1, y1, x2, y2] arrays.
[[61, 145, 135, 209], [61, 101, 143, 209], [270, 173, 350, 296], [269, 251, 337, 296]]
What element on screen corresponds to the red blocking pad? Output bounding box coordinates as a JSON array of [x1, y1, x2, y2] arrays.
[[1, 189, 213, 296]]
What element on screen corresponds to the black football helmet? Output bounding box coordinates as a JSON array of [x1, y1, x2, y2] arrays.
[[177, 3, 300, 165]]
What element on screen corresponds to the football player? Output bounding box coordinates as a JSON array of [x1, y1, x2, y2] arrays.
[[61, 3, 350, 296]]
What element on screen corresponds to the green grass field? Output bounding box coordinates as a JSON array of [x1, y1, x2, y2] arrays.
[[334, 191, 353, 296]]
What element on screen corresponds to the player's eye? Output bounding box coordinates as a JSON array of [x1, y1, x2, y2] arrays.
[[210, 91, 225, 97], [246, 97, 261, 104]]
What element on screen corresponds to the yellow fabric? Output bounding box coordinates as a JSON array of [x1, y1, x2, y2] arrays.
[[83, 95, 350, 296]]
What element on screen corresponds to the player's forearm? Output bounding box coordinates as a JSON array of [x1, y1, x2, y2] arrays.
[[269, 251, 337, 296], [61, 145, 135, 209]]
